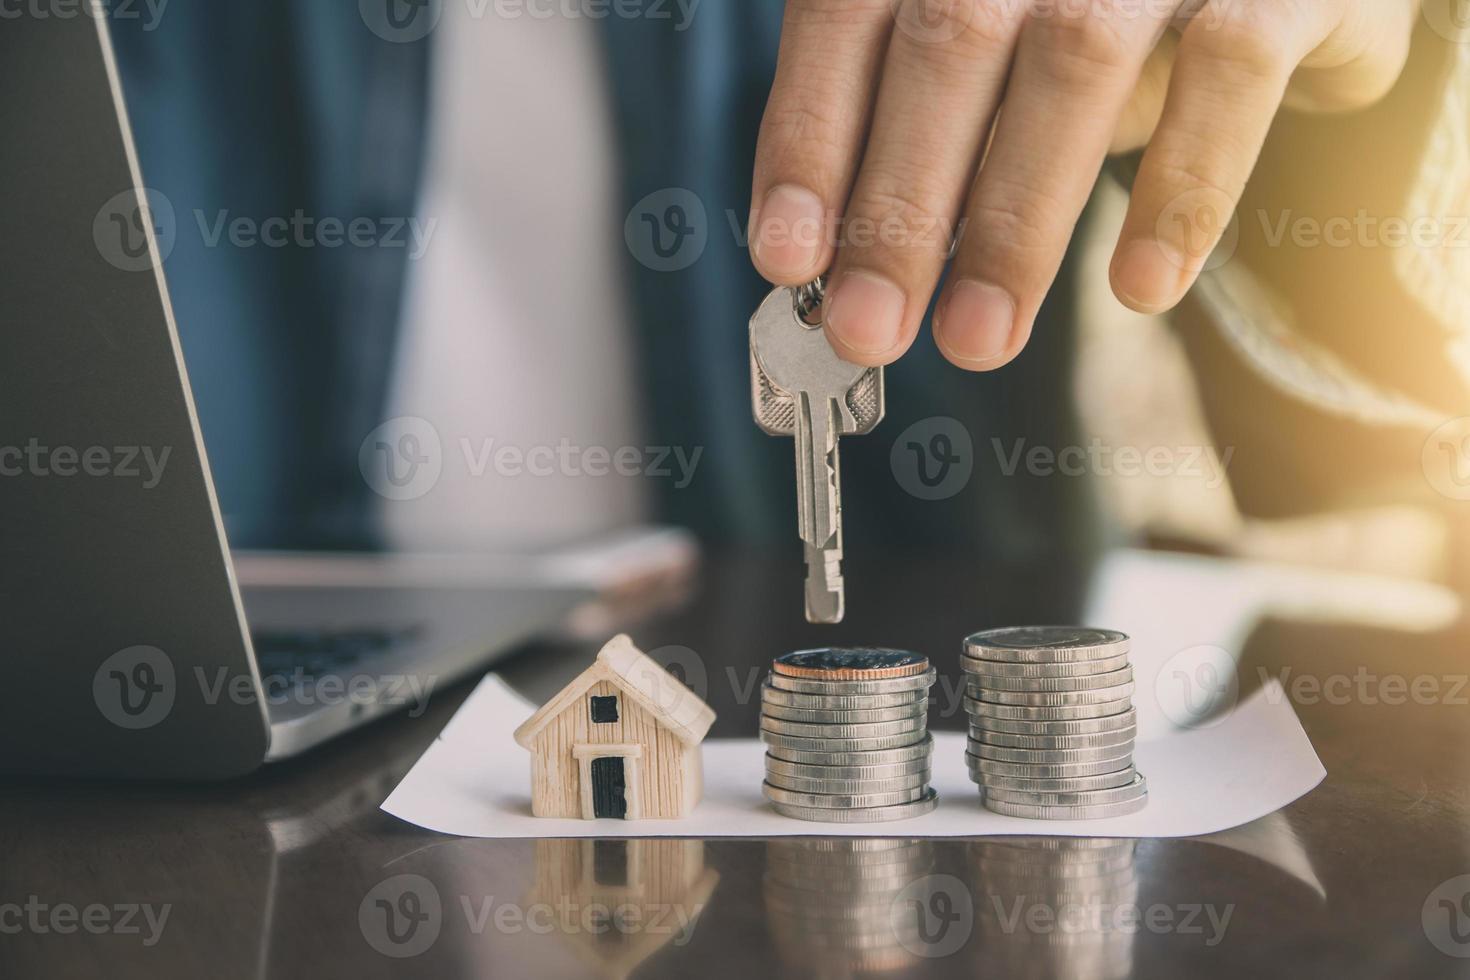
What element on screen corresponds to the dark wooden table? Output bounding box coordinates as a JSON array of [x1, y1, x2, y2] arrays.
[[5, 550, 1470, 979]]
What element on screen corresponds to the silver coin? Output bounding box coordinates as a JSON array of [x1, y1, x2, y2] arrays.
[[765, 857, 932, 886], [779, 837, 924, 855], [768, 862, 935, 886], [767, 667, 937, 696], [767, 788, 940, 823], [970, 726, 1137, 750], [971, 836, 1133, 854], [965, 666, 1134, 693], [970, 709, 1136, 736], [766, 919, 925, 948], [764, 770, 931, 796], [969, 741, 1135, 764], [974, 851, 1139, 879], [764, 901, 924, 930], [963, 626, 1129, 662], [961, 652, 1132, 678], [984, 773, 1147, 807], [968, 681, 1135, 707], [983, 789, 1149, 821], [762, 781, 927, 809], [967, 754, 1135, 779], [762, 729, 931, 754], [765, 735, 934, 766], [964, 696, 1135, 721], [767, 851, 933, 875], [975, 768, 1139, 793], [761, 700, 929, 724], [785, 837, 923, 853], [768, 839, 931, 866], [764, 756, 932, 782], [765, 863, 929, 889], [760, 684, 925, 710], [760, 715, 927, 740]]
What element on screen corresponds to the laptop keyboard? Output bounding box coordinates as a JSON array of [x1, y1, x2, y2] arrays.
[[250, 625, 422, 682]]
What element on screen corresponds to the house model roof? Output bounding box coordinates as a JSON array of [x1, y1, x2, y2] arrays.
[[513, 635, 716, 748]]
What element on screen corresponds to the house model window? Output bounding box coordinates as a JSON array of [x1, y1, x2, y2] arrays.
[[590, 696, 619, 724]]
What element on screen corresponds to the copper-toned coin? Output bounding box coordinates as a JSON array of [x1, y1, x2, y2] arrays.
[[773, 648, 930, 681]]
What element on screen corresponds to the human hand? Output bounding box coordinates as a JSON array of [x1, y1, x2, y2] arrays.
[[748, 0, 1419, 370]]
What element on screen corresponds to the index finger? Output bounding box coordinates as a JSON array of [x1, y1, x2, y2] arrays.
[[749, 0, 895, 286]]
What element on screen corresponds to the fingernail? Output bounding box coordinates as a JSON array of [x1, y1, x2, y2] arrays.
[[936, 280, 1015, 363], [751, 184, 826, 280], [1112, 239, 1190, 313], [825, 271, 907, 356]]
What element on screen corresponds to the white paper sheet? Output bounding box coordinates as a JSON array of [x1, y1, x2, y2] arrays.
[[382, 671, 1324, 839]]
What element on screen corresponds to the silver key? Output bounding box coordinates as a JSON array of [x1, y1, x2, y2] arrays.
[[751, 279, 884, 623]]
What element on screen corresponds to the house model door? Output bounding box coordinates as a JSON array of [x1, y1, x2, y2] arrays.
[[590, 756, 628, 819]]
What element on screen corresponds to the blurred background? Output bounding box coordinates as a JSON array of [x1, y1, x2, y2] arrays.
[[101, 3, 1470, 599]]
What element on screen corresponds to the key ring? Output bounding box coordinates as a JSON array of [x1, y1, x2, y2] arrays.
[[793, 276, 826, 328]]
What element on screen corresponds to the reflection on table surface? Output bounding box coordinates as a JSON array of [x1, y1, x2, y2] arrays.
[[2, 549, 1468, 979]]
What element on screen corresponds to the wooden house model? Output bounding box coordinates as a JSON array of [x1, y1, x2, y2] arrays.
[[525, 839, 719, 978], [513, 635, 716, 820]]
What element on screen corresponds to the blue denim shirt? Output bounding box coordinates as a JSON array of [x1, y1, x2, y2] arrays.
[[108, 1, 1093, 562]]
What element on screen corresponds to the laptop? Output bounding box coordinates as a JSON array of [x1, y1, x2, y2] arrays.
[[0, 11, 694, 779]]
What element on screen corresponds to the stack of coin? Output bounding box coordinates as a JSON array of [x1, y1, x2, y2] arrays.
[[764, 839, 934, 973], [970, 837, 1138, 980], [761, 649, 939, 822], [963, 627, 1148, 819]]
